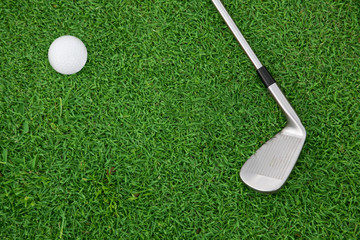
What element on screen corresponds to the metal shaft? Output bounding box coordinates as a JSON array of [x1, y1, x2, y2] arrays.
[[212, 0, 304, 134], [212, 0, 263, 69]]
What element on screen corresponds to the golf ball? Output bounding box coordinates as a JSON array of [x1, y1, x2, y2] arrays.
[[48, 35, 87, 75]]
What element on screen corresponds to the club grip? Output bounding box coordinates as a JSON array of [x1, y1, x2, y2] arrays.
[[257, 66, 276, 88]]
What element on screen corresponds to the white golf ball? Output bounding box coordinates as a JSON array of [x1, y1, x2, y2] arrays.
[[48, 35, 87, 75]]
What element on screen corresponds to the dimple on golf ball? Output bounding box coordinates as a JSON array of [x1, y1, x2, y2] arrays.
[[48, 35, 87, 75]]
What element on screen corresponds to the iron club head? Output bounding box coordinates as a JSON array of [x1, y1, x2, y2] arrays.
[[240, 83, 306, 193]]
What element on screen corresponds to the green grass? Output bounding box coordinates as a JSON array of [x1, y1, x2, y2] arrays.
[[1, 0, 359, 238]]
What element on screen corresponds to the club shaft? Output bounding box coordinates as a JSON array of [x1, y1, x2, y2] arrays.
[[212, 0, 262, 69], [212, 0, 304, 131]]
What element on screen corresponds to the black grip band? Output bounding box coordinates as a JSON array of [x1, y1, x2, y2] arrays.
[[256, 66, 276, 88]]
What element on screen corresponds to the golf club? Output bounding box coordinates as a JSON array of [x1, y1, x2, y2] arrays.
[[212, 0, 306, 193]]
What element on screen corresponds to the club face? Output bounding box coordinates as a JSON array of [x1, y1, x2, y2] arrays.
[[240, 129, 306, 193]]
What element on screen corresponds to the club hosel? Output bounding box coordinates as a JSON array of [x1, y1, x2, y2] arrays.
[[268, 83, 306, 138]]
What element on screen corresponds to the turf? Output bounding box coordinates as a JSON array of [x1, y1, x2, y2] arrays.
[[0, 0, 359, 238]]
